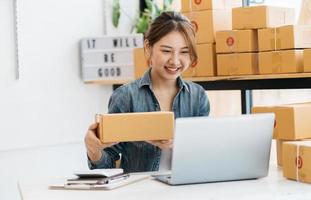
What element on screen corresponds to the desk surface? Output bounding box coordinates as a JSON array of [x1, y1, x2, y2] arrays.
[[19, 166, 311, 200]]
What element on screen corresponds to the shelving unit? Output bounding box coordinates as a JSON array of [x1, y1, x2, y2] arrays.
[[109, 0, 311, 114], [112, 73, 311, 114]]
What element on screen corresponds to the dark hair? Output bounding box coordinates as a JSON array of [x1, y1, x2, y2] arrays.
[[144, 11, 197, 65]]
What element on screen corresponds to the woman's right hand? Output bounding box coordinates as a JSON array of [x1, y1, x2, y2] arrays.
[[84, 123, 118, 162]]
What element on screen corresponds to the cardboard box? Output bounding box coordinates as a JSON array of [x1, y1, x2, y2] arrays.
[[133, 48, 148, 79], [304, 49, 311, 72], [232, 6, 295, 30], [252, 103, 311, 140], [258, 50, 303, 74], [277, 140, 284, 167], [181, 0, 241, 12], [183, 44, 216, 77], [96, 112, 174, 143], [258, 25, 311, 52], [283, 141, 311, 183], [184, 10, 232, 44], [217, 53, 258, 76], [216, 30, 258, 53]]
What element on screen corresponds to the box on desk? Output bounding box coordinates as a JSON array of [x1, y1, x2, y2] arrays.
[[183, 43, 216, 77], [258, 50, 303, 74], [277, 140, 284, 167], [252, 103, 311, 140], [258, 25, 311, 52], [232, 6, 295, 30], [181, 0, 241, 12], [184, 10, 232, 44], [216, 30, 258, 53], [217, 53, 258, 76], [96, 112, 174, 143], [304, 49, 311, 72], [283, 141, 311, 184]]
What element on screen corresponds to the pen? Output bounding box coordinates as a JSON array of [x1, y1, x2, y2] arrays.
[[103, 174, 130, 184]]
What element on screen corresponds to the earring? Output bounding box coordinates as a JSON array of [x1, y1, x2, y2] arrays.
[[191, 61, 197, 68]]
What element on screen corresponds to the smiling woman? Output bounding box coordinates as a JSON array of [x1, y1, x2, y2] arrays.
[[84, 11, 210, 173]]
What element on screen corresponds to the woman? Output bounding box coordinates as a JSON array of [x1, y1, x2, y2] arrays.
[[84, 11, 210, 173]]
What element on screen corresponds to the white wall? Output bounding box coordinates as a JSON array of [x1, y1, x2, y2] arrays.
[[252, 0, 303, 22], [0, 0, 112, 151], [0, 0, 138, 199]]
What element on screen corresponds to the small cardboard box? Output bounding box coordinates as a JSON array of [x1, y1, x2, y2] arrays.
[[183, 43, 216, 77], [216, 29, 258, 53], [184, 10, 232, 44], [96, 112, 174, 143], [283, 141, 311, 184], [232, 6, 295, 30], [182, 0, 241, 11], [258, 25, 311, 52], [252, 103, 311, 140], [217, 53, 258, 76], [258, 50, 303, 74], [133, 48, 148, 79], [304, 49, 311, 72]]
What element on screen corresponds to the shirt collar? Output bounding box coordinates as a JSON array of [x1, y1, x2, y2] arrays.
[[138, 68, 190, 93]]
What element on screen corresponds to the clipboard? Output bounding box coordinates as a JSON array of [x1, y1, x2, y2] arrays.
[[49, 174, 149, 190]]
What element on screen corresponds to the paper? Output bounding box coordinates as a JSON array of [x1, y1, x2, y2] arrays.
[[49, 174, 149, 190], [73, 168, 123, 178]]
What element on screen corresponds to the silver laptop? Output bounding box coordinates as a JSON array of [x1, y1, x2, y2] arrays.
[[155, 113, 275, 185]]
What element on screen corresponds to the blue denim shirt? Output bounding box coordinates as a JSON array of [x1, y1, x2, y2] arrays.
[[88, 69, 210, 172]]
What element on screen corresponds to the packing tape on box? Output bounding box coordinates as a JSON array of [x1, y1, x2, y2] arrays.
[[272, 52, 282, 73], [296, 144, 300, 182], [229, 54, 239, 75], [189, 0, 192, 11], [269, 28, 281, 51]]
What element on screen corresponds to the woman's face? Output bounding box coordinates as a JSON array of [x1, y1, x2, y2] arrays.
[[148, 31, 191, 81]]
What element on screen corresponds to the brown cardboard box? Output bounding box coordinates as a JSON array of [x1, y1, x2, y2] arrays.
[[183, 0, 241, 11], [283, 141, 311, 183], [258, 50, 303, 74], [216, 30, 258, 53], [277, 140, 285, 167], [183, 43, 216, 77], [252, 103, 311, 140], [232, 6, 295, 30], [184, 10, 232, 44], [304, 49, 311, 72], [96, 112, 174, 143], [133, 48, 148, 79], [258, 25, 311, 52], [217, 53, 258, 76]]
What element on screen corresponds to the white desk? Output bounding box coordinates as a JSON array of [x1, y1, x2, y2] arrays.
[[19, 166, 311, 200]]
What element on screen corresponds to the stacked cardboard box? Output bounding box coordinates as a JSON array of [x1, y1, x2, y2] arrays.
[[252, 103, 311, 183], [258, 24, 311, 74], [304, 49, 311, 72], [283, 141, 311, 184], [181, 0, 241, 77], [216, 6, 295, 76]]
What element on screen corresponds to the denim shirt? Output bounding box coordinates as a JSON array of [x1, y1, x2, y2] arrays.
[[88, 69, 210, 173]]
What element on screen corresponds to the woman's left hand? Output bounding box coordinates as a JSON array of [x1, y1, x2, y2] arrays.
[[146, 139, 173, 150]]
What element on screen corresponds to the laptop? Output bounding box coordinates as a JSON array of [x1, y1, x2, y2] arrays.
[[155, 113, 275, 185]]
